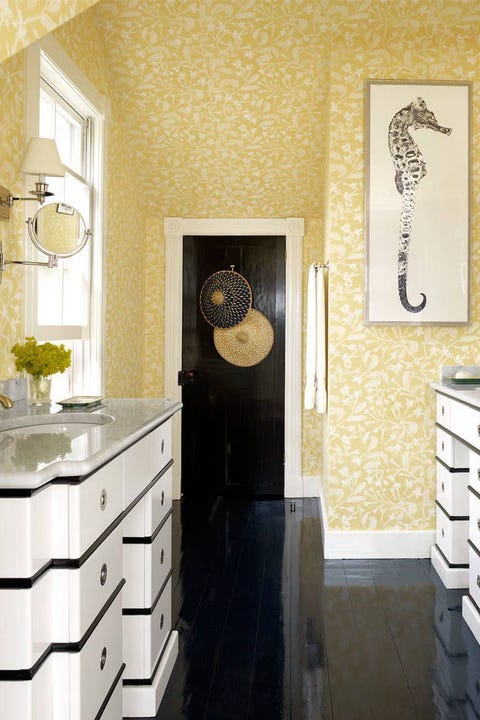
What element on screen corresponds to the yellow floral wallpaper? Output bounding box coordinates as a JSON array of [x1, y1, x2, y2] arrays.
[[2, 0, 480, 534], [0, 0, 100, 64]]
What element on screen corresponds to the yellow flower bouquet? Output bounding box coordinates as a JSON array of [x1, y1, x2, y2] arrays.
[[11, 336, 71, 379]]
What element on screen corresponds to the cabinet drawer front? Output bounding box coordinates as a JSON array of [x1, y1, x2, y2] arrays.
[[469, 450, 480, 495], [124, 422, 172, 507], [0, 486, 68, 578], [436, 462, 469, 517], [122, 466, 172, 538], [69, 526, 123, 641], [436, 506, 469, 565], [451, 401, 480, 452], [436, 394, 452, 429], [123, 578, 172, 680], [69, 592, 123, 720], [0, 572, 51, 670], [123, 516, 172, 609], [469, 491, 480, 549], [436, 428, 469, 469], [69, 456, 123, 558], [469, 546, 480, 609]]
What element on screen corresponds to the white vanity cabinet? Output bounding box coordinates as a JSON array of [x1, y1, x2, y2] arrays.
[[433, 386, 480, 650], [432, 392, 470, 588], [0, 401, 180, 720]]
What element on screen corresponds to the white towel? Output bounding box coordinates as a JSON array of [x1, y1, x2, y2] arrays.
[[304, 263, 327, 413]]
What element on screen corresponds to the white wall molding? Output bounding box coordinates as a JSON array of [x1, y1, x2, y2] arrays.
[[164, 216, 304, 499], [324, 530, 435, 559]]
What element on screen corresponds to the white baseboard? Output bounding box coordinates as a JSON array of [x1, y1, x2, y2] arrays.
[[324, 529, 435, 559]]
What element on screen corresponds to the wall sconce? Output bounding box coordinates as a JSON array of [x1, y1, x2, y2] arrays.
[[0, 137, 65, 221], [0, 137, 90, 285]]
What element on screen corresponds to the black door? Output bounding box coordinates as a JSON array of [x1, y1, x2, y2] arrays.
[[181, 235, 285, 497]]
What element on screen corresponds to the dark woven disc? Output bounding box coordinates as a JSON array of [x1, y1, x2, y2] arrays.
[[199, 270, 252, 328]]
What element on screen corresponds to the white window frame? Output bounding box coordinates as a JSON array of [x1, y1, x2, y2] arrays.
[[24, 35, 109, 395]]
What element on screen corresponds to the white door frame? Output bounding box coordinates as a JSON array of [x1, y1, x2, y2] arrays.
[[164, 217, 304, 499]]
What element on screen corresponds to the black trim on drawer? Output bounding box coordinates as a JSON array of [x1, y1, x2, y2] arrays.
[[122, 631, 173, 687], [467, 539, 480, 559], [94, 662, 125, 720], [435, 456, 469, 474], [435, 543, 469, 569], [468, 593, 480, 615], [0, 579, 125, 681], [0, 459, 174, 589], [468, 485, 480, 502], [123, 507, 172, 544], [123, 570, 172, 615], [435, 500, 469, 521]]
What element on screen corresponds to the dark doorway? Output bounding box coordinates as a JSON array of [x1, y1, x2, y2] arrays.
[[181, 235, 286, 497]]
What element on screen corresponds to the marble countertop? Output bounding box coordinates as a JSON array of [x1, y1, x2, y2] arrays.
[[432, 380, 480, 409], [0, 397, 181, 489]]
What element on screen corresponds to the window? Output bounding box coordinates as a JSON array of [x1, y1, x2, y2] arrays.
[[25, 38, 106, 397]]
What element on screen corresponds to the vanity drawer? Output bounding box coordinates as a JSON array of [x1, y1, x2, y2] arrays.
[[67, 525, 122, 641], [124, 421, 172, 507], [69, 591, 123, 720], [436, 394, 452, 429], [436, 461, 469, 516], [468, 545, 480, 609], [451, 401, 480, 452], [0, 571, 52, 670], [469, 489, 480, 550], [436, 428, 469, 469], [69, 455, 123, 558], [123, 577, 172, 680], [123, 515, 172, 609], [0, 485, 68, 577], [469, 450, 480, 495], [122, 465, 172, 538], [436, 505, 468, 565]]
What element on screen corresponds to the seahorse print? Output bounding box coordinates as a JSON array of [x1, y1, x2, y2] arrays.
[[388, 97, 452, 313]]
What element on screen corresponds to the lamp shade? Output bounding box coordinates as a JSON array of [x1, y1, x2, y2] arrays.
[[20, 137, 65, 177]]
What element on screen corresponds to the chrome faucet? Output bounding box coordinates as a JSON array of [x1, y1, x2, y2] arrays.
[[0, 394, 14, 409]]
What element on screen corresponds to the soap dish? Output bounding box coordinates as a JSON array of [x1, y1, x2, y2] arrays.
[[57, 395, 105, 408]]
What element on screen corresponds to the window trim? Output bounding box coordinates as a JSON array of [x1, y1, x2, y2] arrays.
[[24, 35, 109, 394]]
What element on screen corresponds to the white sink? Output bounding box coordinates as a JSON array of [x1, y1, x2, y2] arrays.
[[0, 413, 114, 434]]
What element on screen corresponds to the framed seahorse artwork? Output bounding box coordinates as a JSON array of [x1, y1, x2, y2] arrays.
[[365, 80, 471, 324]]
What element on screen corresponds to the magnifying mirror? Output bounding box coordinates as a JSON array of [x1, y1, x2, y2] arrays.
[[27, 203, 91, 259]]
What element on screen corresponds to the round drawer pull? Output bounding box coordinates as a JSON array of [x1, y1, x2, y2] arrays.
[[477, 574, 480, 588], [441, 406, 445, 416], [161, 548, 165, 564], [478, 424, 480, 437], [99, 489, 107, 511], [161, 438, 165, 453], [441, 441, 445, 452], [477, 519, 480, 531], [441, 528, 445, 538], [478, 468, 480, 481], [161, 490, 165, 506], [160, 613, 164, 630], [100, 563, 108, 586], [441, 482, 444, 492], [100, 646, 107, 671]]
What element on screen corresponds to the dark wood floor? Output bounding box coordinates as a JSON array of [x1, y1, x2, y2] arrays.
[[149, 497, 480, 720]]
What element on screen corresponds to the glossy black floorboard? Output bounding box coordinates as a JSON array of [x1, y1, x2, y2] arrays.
[[147, 497, 480, 719]]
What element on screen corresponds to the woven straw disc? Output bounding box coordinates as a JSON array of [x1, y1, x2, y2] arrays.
[[199, 269, 252, 328], [213, 309, 274, 367]]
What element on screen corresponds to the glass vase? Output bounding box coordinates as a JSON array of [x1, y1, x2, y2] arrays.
[[28, 375, 52, 405]]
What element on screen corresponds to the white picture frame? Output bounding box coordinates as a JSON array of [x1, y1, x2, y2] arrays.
[[365, 80, 471, 324]]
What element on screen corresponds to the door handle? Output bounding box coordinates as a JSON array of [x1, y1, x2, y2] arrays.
[[178, 369, 199, 386]]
